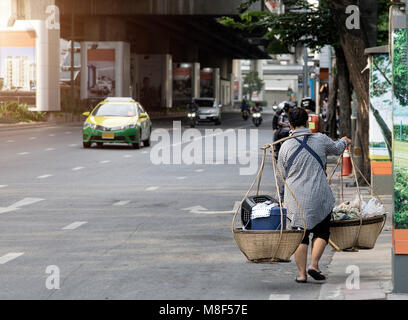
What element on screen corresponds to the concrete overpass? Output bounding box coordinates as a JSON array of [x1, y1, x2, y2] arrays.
[[4, 0, 271, 112]]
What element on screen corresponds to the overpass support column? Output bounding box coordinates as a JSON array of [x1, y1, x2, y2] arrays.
[[213, 68, 220, 103], [165, 54, 173, 108], [35, 20, 61, 112], [230, 72, 234, 108], [192, 62, 200, 99]]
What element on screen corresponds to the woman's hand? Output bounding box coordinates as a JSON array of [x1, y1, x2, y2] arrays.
[[342, 136, 352, 145]]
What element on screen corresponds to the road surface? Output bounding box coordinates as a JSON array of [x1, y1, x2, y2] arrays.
[[0, 112, 334, 299]]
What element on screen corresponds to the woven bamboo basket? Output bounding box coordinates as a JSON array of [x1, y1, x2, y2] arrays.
[[329, 215, 386, 250], [327, 151, 387, 251], [233, 229, 304, 263], [232, 137, 308, 264]]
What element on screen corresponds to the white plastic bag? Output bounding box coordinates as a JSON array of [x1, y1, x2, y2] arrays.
[[350, 194, 366, 211], [362, 198, 385, 217], [251, 201, 279, 219]]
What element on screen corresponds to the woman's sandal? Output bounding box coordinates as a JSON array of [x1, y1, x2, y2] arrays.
[[307, 269, 326, 281], [295, 277, 307, 283]]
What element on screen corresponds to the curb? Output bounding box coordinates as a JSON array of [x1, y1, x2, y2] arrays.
[[0, 114, 187, 131], [0, 121, 59, 131]]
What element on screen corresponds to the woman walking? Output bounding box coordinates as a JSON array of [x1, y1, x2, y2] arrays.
[[277, 108, 351, 283]]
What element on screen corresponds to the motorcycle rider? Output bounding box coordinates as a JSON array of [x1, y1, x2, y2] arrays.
[[272, 107, 283, 142], [278, 103, 291, 137], [250, 101, 263, 126], [188, 98, 199, 114], [187, 98, 199, 127], [241, 98, 250, 119], [274, 102, 292, 159], [252, 101, 263, 113], [241, 98, 250, 112]]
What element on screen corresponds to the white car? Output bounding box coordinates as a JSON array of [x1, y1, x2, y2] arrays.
[[194, 98, 222, 125], [104, 97, 136, 103]]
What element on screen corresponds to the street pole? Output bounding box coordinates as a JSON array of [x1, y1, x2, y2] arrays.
[[351, 90, 358, 146], [70, 2, 75, 121], [303, 44, 308, 98], [328, 46, 332, 91]]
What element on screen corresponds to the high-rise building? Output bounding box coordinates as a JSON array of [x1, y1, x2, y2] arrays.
[[3, 55, 36, 91]]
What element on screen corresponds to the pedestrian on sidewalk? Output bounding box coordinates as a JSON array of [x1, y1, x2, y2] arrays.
[[276, 107, 351, 283]]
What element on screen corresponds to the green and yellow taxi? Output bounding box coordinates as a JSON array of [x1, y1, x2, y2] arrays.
[[82, 98, 152, 149]]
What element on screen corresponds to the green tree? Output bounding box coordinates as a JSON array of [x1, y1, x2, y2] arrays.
[[370, 54, 393, 158], [221, 0, 392, 180], [243, 71, 264, 101], [393, 29, 408, 107], [221, 0, 351, 139]]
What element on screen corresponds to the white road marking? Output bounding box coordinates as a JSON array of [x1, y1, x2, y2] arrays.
[[182, 201, 240, 215], [62, 221, 87, 230], [6, 140, 14, 143], [45, 148, 55, 151], [113, 200, 130, 206], [182, 205, 207, 212], [146, 186, 159, 191], [37, 174, 53, 179], [123, 155, 132, 158], [17, 152, 30, 155], [142, 151, 148, 154], [72, 167, 84, 171], [48, 134, 55, 137], [0, 253, 24, 264], [195, 169, 205, 173], [65, 131, 72, 134], [69, 144, 78, 147], [99, 160, 111, 164], [0, 185, 7, 188], [0, 207, 19, 214], [29, 137, 36, 140], [177, 176, 187, 180], [0, 197, 44, 214], [10, 198, 45, 208], [169, 128, 235, 148], [269, 294, 290, 300]]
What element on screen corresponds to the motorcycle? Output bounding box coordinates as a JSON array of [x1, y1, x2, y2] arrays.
[[187, 112, 198, 128], [252, 111, 263, 127], [242, 109, 250, 121]]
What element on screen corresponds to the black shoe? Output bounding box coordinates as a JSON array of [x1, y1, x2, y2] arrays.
[[307, 269, 326, 281], [295, 277, 307, 283]]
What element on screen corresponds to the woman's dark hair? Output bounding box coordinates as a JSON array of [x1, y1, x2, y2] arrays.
[[289, 107, 308, 128]]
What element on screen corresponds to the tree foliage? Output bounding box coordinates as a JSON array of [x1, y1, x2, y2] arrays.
[[395, 168, 408, 228], [371, 54, 392, 98], [221, 0, 390, 53], [393, 29, 408, 107], [243, 71, 264, 100], [377, 0, 392, 46], [221, 0, 339, 53]]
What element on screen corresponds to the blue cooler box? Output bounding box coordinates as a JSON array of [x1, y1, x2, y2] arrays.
[[251, 207, 287, 230]]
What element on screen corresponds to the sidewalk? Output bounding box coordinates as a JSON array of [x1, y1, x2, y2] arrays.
[[318, 161, 406, 300]]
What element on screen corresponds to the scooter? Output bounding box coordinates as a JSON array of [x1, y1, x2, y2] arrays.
[[187, 112, 198, 128], [242, 109, 250, 121], [252, 111, 263, 127]]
